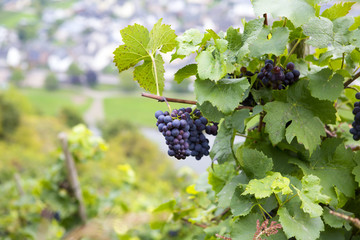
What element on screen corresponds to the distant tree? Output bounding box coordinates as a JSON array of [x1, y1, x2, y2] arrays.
[[99, 119, 136, 140], [58, 107, 84, 127], [85, 70, 98, 87], [67, 63, 83, 85], [44, 72, 59, 91], [9, 68, 25, 87], [0, 95, 20, 139], [17, 23, 38, 43], [67, 63, 83, 77]]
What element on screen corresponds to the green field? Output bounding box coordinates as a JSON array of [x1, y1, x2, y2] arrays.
[[0, 11, 37, 29], [20, 88, 92, 116], [104, 95, 194, 127]]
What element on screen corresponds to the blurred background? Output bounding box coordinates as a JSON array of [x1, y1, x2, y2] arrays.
[[1, 0, 359, 239]]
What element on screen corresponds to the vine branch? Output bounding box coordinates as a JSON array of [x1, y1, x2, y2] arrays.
[[329, 210, 360, 229], [344, 71, 360, 88], [141, 92, 253, 110], [215, 233, 232, 240], [181, 218, 208, 229]]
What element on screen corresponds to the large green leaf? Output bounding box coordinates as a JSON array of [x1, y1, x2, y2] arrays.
[[278, 199, 324, 240], [242, 172, 292, 199], [194, 77, 250, 115], [321, 2, 356, 21], [230, 188, 254, 217], [210, 119, 236, 164], [174, 64, 197, 83], [308, 68, 344, 101], [113, 19, 176, 95], [263, 80, 336, 153], [249, 27, 290, 58], [252, 0, 316, 27], [303, 16, 356, 54], [295, 175, 331, 217], [208, 162, 237, 193], [237, 18, 264, 58], [291, 138, 357, 207], [353, 151, 360, 187], [230, 212, 263, 239], [217, 173, 248, 208], [238, 148, 273, 179], [174, 28, 204, 56], [196, 39, 229, 81]]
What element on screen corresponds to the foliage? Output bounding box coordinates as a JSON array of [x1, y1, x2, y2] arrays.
[[0, 94, 20, 139], [67, 63, 83, 77], [44, 72, 59, 91], [58, 106, 84, 128], [114, 1, 360, 239], [98, 118, 137, 140], [9, 68, 25, 86]]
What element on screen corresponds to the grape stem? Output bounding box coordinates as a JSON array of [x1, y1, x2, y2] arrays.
[[162, 96, 172, 113], [141, 92, 253, 110], [285, 38, 302, 64], [181, 218, 208, 228], [344, 71, 360, 88]]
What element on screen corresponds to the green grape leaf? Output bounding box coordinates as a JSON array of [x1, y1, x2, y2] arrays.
[[249, 27, 290, 58], [174, 28, 204, 56], [230, 188, 254, 217], [210, 119, 236, 164], [308, 68, 344, 101], [208, 162, 237, 193], [263, 80, 336, 154], [217, 173, 248, 208], [303, 16, 356, 52], [295, 175, 331, 217], [242, 172, 292, 199], [196, 39, 229, 81], [237, 18, 264, 58], [303, 17, 334, 48], [353, 152, 360, 187], [197, 101, 225, 123], [322, 207, 353, 230], [194, 77, 250, 115], [229, 109, 251, 133], [238, 148, 273, 179], [351, 29, 360, 48], [252, 0, 316, 27], [321, 2, 356, 21], [226, 27, 242, 51], [174, 64, 197, 83], [349, 16, 360, 31], [291, 138, 357, 207], [278, 199, 324, 240], [230, 212, 263, 239], [113, 19, 176, 95]]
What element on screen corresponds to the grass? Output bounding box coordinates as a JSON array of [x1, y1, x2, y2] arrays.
[[20, 88, 93, 116], [47, 0, 77, 9], [0, 11, 37, 29], [104, 95, 195, 127]]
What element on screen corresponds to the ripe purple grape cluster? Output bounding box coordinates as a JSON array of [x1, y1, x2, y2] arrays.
[[350, 92, 360, 141], [155, 108, 218, 160], [257, 60, 300, 90]]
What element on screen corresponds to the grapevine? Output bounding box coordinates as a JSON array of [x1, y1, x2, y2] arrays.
[[114, 2, 360, 239]]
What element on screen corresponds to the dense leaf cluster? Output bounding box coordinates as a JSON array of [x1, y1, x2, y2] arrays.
[[113, 1, 360, 239]]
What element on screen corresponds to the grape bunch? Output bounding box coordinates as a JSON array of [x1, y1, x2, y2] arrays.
[[155, 108, 218, 160], [257, 60, 300, 90], [350, 92, 360, 141]]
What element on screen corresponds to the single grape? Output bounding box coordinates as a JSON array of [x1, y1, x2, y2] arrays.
[[356, 93, 360, 100], [292, 70, 300, 78], [286, 62, 295, 70]]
